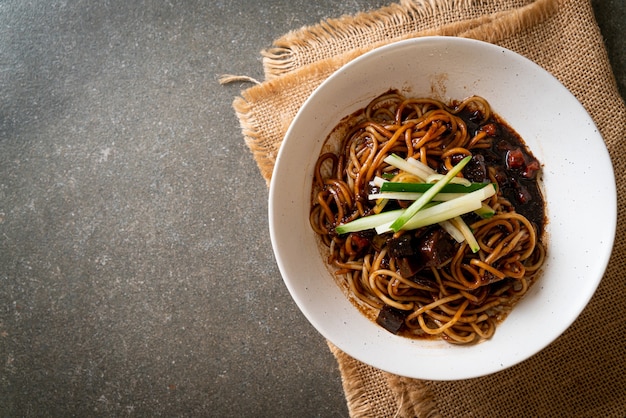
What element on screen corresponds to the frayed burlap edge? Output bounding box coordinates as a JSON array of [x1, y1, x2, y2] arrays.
[[261, 0, 557, 79]]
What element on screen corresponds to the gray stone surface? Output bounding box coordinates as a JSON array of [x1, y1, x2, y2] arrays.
[[0, 1, 623, 416]]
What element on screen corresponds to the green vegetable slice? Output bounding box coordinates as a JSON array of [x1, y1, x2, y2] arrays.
[[334, 209, 404, 235], [380, 181, 491, 194], [474, 203, 495, 218], [388, 156, 472, 232], [383, 154, 431, 180], [369, 192, 476, 202], [375, 184, 496, 234], [450, 216, 480, 253], [439, 220, 465, 243]]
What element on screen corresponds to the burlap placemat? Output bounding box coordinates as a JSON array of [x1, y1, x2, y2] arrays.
[[228, 0, 626, 416]]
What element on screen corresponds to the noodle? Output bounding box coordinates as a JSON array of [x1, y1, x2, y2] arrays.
[[310, 91, 546, 345]]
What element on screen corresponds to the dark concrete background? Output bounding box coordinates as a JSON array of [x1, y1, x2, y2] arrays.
[[1, 1, 623, 416]]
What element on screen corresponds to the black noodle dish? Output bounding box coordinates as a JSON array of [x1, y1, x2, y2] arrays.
[[309, 91, 547, 345]]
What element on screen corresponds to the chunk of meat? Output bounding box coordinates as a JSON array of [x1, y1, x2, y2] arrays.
[[506, 148, 526, 170], [418, 229, 456, 267], [376, 305, 408, 334], [463, 154, 487, 183], [387, 228, 456, 278], [505, 146, 541, 179]]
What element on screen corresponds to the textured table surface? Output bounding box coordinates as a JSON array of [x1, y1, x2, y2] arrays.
[[1, 1, 624, 416]]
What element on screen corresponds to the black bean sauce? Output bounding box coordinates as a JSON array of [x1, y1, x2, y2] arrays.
[[456, 107, 546, 235]]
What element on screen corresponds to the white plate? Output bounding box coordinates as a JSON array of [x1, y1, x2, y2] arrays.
[[268, 37, 616, 380]]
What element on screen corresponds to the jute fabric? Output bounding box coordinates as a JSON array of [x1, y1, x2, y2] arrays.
[[230, 0, 626, 416]]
